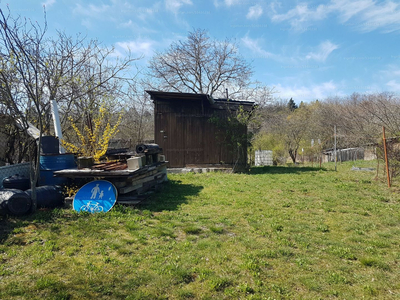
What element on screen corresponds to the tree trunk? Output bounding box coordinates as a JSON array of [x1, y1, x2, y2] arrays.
[[289, 149, 296, 164]]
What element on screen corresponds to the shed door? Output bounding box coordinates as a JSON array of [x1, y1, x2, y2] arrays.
[[155, 111, 185, 168], [183, 115, 205, 166]]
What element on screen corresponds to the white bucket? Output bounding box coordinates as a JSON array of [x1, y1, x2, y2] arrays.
[[127, 157, 142, 170]]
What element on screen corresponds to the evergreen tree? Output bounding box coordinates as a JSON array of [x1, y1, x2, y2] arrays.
[[288, 98, 298, 111]]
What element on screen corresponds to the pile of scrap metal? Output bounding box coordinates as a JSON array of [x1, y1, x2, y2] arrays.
[[54, 143, 167, 205]]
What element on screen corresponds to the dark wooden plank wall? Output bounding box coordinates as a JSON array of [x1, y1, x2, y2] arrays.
[[154, 98, 246, 168]]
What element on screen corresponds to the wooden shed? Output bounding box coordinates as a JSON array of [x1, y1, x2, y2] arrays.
[[146, 91, 255, 170]]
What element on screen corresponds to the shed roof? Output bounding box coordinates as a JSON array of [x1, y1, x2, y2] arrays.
[[146, 90, 211, 103], [146, 90, 255, 110]]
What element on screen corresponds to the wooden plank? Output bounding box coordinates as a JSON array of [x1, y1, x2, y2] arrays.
[[103, 163, 127, 171], [125, 170, 157, 182], [118, 170, 166, 194], [111, 170, 157, 190], [54, 162, 167, 178], [136, 180, 157, 194], [121, 170, 167, 195], [91, 161, 123, 169], [113, 181, 127, 188], [119, 183, 143, 194]]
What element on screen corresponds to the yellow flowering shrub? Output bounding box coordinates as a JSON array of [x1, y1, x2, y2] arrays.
[[62, 105, 122, 162]]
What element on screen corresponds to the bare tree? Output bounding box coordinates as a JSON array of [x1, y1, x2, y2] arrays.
[[254, 99, 313, 164], [0, 7, 49, 208], [282, 106, 312, 163], [148, 29, 253, 98], [41, 32, 138, 143], [0, 7, 140, 207], [315, 93, 400, 149], [0, 6, 140, 159], [356, 92, 400, 136], [117, 81, 154, 146]]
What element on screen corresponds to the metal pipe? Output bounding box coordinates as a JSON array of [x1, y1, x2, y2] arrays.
[[382, 126, 391, 188]]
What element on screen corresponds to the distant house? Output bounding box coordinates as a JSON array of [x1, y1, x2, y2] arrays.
[[146, 91, 255, 170]]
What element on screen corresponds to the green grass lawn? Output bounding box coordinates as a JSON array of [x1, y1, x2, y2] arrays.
[[0, 161, 399, 299]]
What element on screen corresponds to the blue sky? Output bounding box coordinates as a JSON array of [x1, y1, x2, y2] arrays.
[[4, 0, 400, 103]]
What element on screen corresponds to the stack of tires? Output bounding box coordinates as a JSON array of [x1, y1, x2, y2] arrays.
[[3, 174, 30, 190], [0, 174, 64, 216], [0, 174, 32, 216], [25, 186, 64, 209], [0, 189, 32, 216]]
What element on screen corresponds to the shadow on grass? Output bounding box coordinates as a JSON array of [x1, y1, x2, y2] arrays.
[[138, 179, 203, 212], [0, 208, 70, 244], [249, 165, 329, 175]]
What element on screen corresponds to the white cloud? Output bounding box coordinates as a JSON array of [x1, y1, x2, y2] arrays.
[[241, 35, 312, 63], [213, 0, 221, 8], [73, 3, 110, 19], [387, 80, 400, 91], [136, 3, 161, 21], [368, 65, 400, 93], [225, 0, 240, 6], [271, 0, 400, 33], [274, 81, 340, 102], [120, 20, 133, 28], [241, 36, 274, 59], [381, 66, 400, 92], [271, 3, 329, 29], [269, 1, 282, 14], [42, 0, 55, 8], [73, 1, 160, 33], [359, 1, 400, 32], [246, 5, 263, 20], [213, 0, 240, 7], [115, 40, 155, 58], [306, 41, 339, 62], [73, 3, 111, 29], [379, 65, 400, 78], [81, 19, 93, 29], [330, 0, 374, 23], [165, 0, 193, 13]]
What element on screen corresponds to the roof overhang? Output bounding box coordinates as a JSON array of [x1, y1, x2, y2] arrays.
[[146, 90, 213, 104], [146, 90, 255, 110]]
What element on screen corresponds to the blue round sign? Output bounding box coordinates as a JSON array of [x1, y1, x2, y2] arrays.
[[73, 180, 118, 213]]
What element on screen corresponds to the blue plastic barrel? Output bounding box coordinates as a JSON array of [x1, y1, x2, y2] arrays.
[[40, 153, 76, 170], [25, 185, 64, 208], [39, 153, 76, 186], [39, 170, 67, 186], [39, 136, 59, 154]]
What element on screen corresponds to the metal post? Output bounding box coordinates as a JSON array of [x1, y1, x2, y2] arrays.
[[334, 125, 337, 171], [51, 100, 65, 154], [382, 126, 391, 188]]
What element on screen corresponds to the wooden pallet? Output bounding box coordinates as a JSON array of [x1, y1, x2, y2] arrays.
[[57, 162, 168, 207]]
